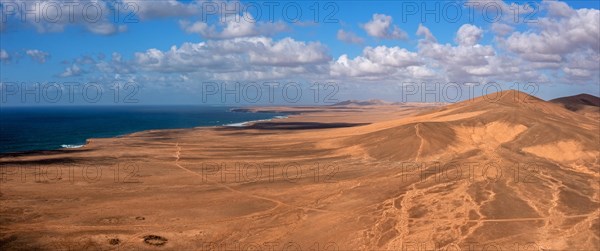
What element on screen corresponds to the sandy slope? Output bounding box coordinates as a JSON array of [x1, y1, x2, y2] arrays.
[[1, 90, 598, 250]]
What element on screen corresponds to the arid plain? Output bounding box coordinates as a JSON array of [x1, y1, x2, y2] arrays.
[[1, 90, 599, 250]]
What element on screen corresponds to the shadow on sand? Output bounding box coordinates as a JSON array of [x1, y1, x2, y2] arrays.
[[220, 122, 370, 130]]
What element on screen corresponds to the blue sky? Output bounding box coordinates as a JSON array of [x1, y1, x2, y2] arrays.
[[1, 0, 599, 105]]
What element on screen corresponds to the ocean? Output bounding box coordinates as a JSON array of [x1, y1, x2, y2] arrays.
[[0, 106, 286, 154]]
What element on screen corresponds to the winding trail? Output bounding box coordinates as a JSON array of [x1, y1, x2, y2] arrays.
[[172, 143, 335, 214], [414, 123, 425, 162]]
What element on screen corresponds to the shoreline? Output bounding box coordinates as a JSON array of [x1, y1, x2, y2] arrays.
[[0, 103, 419, 157], [0, 108, 296, 157]]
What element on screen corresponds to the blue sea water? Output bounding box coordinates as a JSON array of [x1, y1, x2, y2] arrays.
[[0, 106, 286, 154]]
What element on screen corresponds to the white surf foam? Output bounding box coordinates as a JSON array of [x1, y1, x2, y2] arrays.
[[61, 144, 84, 149], [224, 115, 288, 127]]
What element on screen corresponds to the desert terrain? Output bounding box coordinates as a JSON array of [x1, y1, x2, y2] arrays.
[[1, 90, 599, 250]]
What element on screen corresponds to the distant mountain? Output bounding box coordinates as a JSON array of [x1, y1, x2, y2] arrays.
[[550, 93, 600, 111], [331, 99, 392, 106]]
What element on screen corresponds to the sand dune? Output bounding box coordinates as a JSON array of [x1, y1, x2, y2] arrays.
[[1, 90, 598, 250]]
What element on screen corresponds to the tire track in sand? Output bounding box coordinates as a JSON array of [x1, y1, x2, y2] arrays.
[[172, 143, 334, 214], [414, 123, 425, 162]]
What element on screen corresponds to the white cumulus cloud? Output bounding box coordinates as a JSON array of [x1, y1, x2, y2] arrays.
[[0, 49, 10, 63], [26, 49, 50, 63], [455, 24, 484, 46], [331, 46, 426, 80], [362, 14, 408, 40], [179, 12, 287, 39]]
